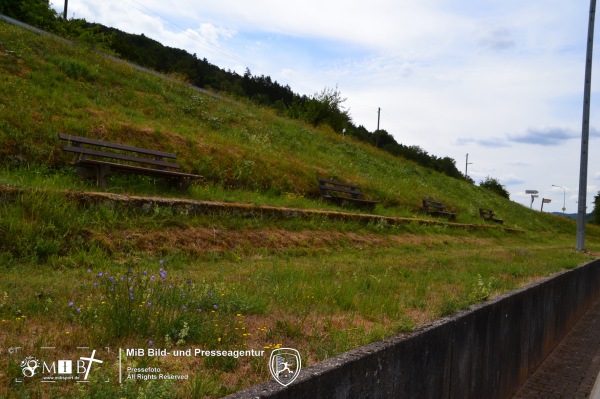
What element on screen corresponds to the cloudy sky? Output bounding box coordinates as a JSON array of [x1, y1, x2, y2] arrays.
[[51, 0, 600, 214]]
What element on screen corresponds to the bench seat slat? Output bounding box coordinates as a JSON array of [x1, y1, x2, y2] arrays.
[[76, 159, 200, 179], [322, 194, 378, 204], [317, 178, 361, 189], [319, 185, 364, 196], [63, 146, 181, 169], [59, 133, 177, 159]]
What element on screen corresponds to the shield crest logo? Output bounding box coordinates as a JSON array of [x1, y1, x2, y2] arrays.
[[269, 348, 301, 386]]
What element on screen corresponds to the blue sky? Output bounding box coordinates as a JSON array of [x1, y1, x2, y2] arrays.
[[51, 0, 600, 214]]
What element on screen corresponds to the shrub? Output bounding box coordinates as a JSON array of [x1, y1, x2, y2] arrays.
[[479, 176, 510, 199]]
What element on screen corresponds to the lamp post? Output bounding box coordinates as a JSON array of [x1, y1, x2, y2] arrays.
[[552, 185, 566, 214]]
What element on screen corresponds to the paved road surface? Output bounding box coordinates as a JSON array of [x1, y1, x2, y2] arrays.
[[513, 297, 600, 399]]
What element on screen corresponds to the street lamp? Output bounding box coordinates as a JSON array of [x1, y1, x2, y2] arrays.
[[552, 185, 566, 214]]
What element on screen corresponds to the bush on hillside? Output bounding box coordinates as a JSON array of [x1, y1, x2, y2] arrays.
[[479, 176, 510, 199]]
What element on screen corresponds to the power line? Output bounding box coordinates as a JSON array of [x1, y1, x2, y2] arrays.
[[117, 0, 321, 96], [119, 0, 268, 75], [380, 109, 422, 144]]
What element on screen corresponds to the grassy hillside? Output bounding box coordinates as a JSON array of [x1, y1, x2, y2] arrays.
[[1, 20, 600, 399], [0, 20, 582, 228]]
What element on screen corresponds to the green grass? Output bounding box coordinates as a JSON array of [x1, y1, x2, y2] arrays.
[[1, 191, 598, 398], [2, 19, 600, 399], [0, 20, 584, 229]]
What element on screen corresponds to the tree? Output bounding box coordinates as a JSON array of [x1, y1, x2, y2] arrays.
[[479, 176, 510, 199], [285, 86, 351, 132], [1, 0, 58, 30], [592, 191, 600, 224]]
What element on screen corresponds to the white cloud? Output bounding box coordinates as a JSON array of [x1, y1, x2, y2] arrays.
[[478, 27, 516, 51]]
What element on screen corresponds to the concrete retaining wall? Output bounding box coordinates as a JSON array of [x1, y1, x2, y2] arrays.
[[226, 259, 600, 399]]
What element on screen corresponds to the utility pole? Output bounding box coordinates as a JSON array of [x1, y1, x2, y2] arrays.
[[465, 153, 473, 180], [375, 107, 381, 147], [63, 0, 69, 20], [577, 0, 596, 251]]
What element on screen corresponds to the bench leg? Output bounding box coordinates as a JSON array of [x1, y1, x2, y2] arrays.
[[94, 165, 110, 189], [76, 165, 109, 189], [79, 165, 110, 189], [77, 165, 110, 188], [76, 166, 95, 180], [177, 177, 192, 192], [158, 177, 191, 192]]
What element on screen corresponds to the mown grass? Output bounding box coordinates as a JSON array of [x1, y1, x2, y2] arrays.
[[2, 19, 600, 399]]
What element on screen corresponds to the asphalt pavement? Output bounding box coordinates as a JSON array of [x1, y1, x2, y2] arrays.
[[513, 296, 600, 399]]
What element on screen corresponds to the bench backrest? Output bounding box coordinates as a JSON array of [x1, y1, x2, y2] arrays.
[[422, 198, 446, 210], [59, 134, 180, 169], [479, 208, 495, 217], [318, 178, 364, 198]]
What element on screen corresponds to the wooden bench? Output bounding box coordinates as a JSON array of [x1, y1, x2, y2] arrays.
[[422, 198, 457, 220], [317, 178, 379, 210], [59, 134, 202, 189], [479, 208, 504, 224]]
